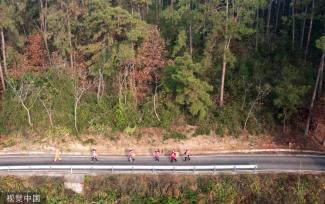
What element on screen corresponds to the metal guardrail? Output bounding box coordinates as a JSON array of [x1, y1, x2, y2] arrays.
[[0, 165, 258, 173]]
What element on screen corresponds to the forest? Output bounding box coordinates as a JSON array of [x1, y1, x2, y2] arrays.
[[0, 0, 324, 139]]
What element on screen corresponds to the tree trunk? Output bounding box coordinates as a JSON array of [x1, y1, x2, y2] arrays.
[[203, 0, 208, 30], [189, 23, 193, 56], [138, 4, 142, 19], [304, 0, 314, 61], [155, 0, 159, 24], [67, 12, 74, 70], [219, 0, 229, 107], [255, 8, 259, 52], [131, 0, 134, 14], [74, 100, 79, 134], [0, 61, 5, 91], [305, 53, 325, 136], [40, 99, 53, 127], [266, 0, 272, 40], [318, 53, 324, 96], [189, 0, 193, 56], [21, 102, 33, 127], [275, 0, 281, 35], [299, 6, 307, 49], [292, 0, 295, 52], [39, 0, 51, 64], [153, 76, 161, 122], [220, 54, 227, 107], [160, 0, 163, 19], [244, 99, 257, 131], [171, 0, 174, 22], [283, 109, 287, 135], [282, 0, 286, 16], [1, 28, 8, 76], [27, 109, 32, 127], [97, 69, 104, 102]]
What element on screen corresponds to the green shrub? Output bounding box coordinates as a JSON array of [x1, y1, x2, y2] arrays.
[[140, 101, 161, 127], [1, 139, 16, 148], [124, 126, 137, 135], [87, 123, 109, 134], [44, 125, 72, 139], [82, 138, 97, 145], [193, 126, 211, 136], [112, 100, 140, 130], [215, 104, 244, 137], [159, 102, 181, 128]]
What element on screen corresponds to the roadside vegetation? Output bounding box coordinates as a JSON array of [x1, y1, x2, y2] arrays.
[[0, 174, 324, 203], [0, 0, 324, 146]]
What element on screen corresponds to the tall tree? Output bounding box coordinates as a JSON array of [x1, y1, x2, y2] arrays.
[[305, 36, 325, 135], [164, 54, 213, 120], [218, 0, 261, 107], [219, 0, 230, 107]]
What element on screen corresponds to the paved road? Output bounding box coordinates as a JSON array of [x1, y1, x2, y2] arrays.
[[0, 153, 324, 172]]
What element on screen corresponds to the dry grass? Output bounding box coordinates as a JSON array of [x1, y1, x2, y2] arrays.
[[0, 125, 324, 155]]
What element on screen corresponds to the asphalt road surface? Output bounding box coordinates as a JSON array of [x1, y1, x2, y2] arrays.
[[0, 153, 324, 172]]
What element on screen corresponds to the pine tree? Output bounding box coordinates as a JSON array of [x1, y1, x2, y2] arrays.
[[164, 54, 213, 120]]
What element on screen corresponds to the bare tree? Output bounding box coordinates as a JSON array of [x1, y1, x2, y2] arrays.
[[39, 97, 53, 127], [73, 80, 91, 134], [243, 85, 270, 132], [7, 80, 42, 127]]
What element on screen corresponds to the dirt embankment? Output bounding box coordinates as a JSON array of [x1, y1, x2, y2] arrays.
[[0, 125, 324, 155]]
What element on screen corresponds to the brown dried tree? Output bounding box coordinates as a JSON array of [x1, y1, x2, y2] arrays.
[[132, 26, 166, 102], [26, 33, 47, 68]]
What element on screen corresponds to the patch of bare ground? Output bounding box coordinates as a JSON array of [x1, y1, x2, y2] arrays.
[[0, 125, 324, 155]]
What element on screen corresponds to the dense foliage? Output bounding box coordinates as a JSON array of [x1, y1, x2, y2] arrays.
[[0, 0, 324, 136], [0, 174, 324, 203]]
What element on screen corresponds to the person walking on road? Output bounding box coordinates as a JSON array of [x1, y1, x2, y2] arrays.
[[170, 149, 177, 162], [128, 148, 135, 162], [184, 147, 191, 162], [153, 149, 160, 162], [91, 149, 98, 161], [53, 148, 61, 162]]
